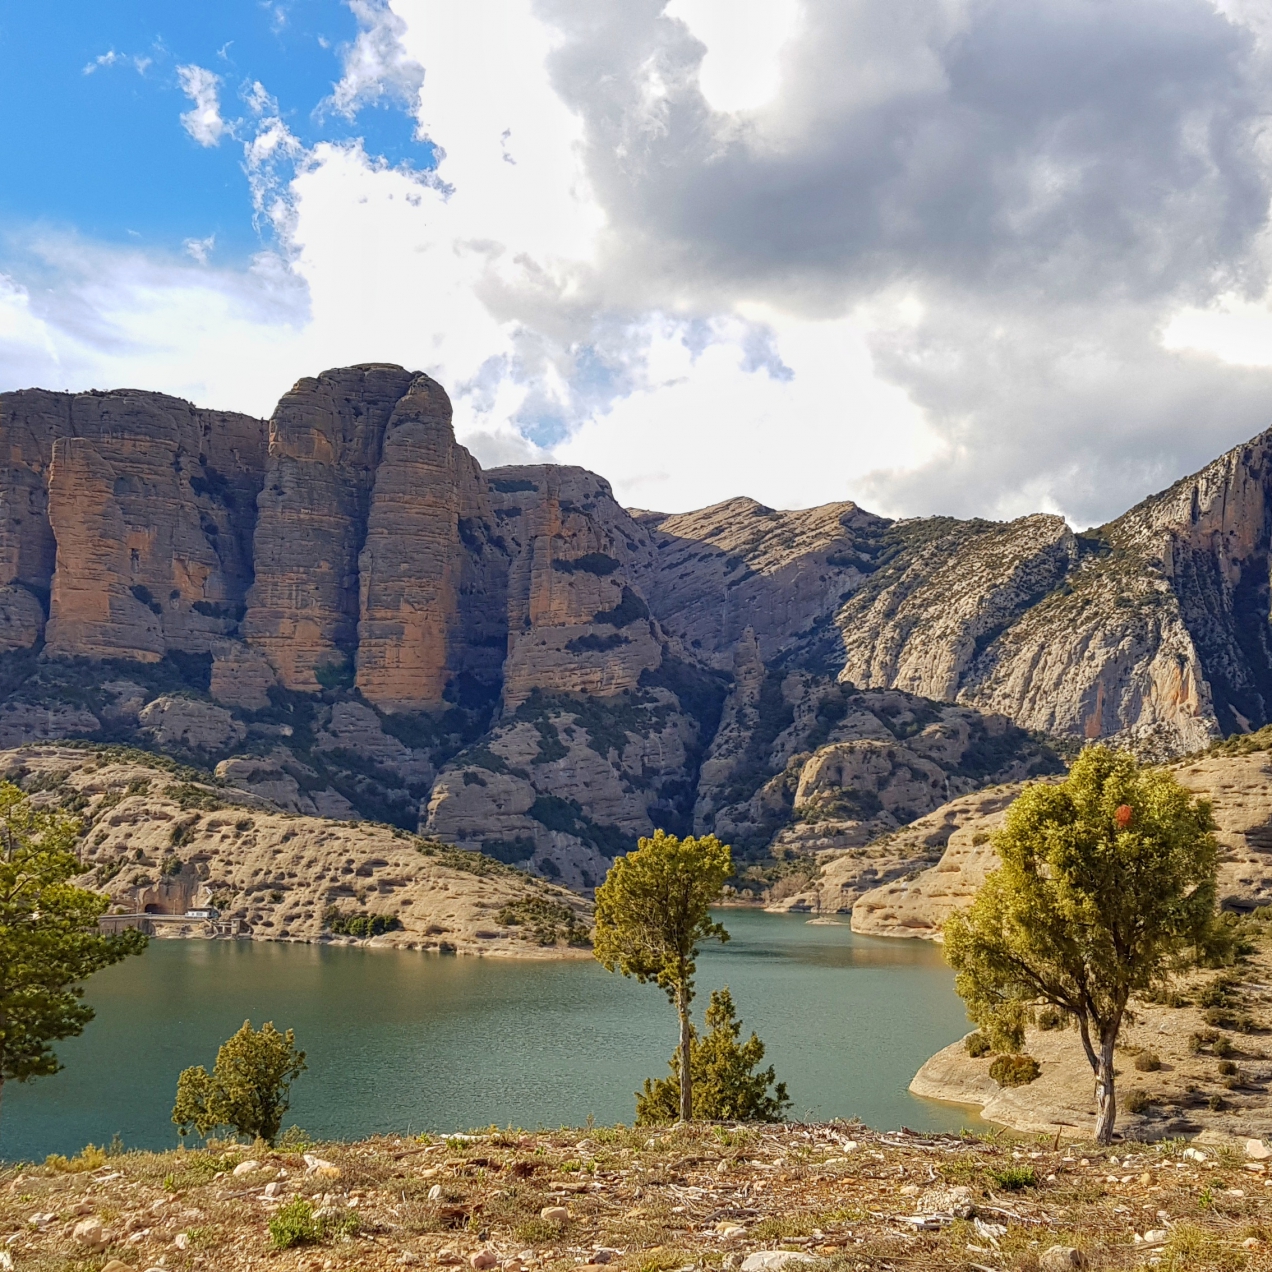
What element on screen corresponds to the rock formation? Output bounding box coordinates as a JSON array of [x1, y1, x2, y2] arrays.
[[6, 364, 1272, 890]]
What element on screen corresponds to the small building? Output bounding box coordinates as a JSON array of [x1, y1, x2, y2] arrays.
[[185, 907, 220, 920]]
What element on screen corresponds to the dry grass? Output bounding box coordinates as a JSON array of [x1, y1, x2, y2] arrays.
[[1, 1122, 1270, 1271]]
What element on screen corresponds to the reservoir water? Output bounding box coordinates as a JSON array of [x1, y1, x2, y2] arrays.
[[0, 911, 983, 1162]]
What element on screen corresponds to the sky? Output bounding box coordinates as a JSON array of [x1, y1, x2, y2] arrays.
[[4, 0, 1272, 525]]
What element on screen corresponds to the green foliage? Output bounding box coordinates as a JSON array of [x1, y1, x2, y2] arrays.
[[594, 829, 732, 1122], [269, 1198, 323, 1249], [989, 1164, 1036, 1190], [964, 1031, 991, 1058], [1125, 1089, 1151, 1114], [314, 657, 355, 691], [1134, 1050, 1162, 1072], [494, 897, 590, 946], [1036, 1006, 1067, 1031], [945, 746, 1223, 1142], [322, 907, 401, 938], [528, 795, 634, 857], [415, 839, 532, 881], [172, 1019, 306, 1146], [0, 783, 146, 1112], [45, 1143, 108, 1172], [635, 987, 790, 1124], [988, 1054, 1041, 1087]]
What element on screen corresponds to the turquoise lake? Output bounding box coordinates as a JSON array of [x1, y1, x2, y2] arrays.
[[0, 910, 983, 1162]]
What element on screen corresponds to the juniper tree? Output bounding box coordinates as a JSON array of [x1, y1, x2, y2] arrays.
[[593, 830, 732, 1122], [0, 782, 146, 1128], [945, 746, 1222, 1143], [173, 1020, 306, 1145]]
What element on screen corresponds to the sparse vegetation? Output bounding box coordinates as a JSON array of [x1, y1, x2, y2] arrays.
[[988, 1053, 1041, 1087]]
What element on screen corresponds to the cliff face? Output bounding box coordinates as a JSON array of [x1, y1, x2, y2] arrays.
[[9, 365, 1272, 892], [0, 388, 265, 660]]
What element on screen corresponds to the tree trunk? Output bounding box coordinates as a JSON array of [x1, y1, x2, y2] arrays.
[[677, 984, 692, 1123], [1094, 1030, 1117, 1145]]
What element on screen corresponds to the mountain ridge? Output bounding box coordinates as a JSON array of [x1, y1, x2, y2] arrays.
[[0, 363, 1267, 894]]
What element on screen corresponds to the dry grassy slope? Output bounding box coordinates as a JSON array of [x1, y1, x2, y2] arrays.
[[4, 1121, 1271, 1272], [848, 747, 1272, 940], [911, 917, 1272, 1146], [4, 746, 592, 956]]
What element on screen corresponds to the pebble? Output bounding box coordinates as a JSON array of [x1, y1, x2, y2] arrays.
[[102, 1262, 135, 1272], [740, 1254, 816, 1272], [72, 1219, 104, 1249], [539, 1206, 569, 1223], [1245, 1237, 1262, 1249], [428, 1184, 443, 1200], [437, 1251, 461, 1265], [470, 1250, 498, 1269], [174, 1233, 189, 1250], [1247, 1139, 1272, 1161], [1182, 1148, 1207, 1163], [263, 1182, 282, 1199], [1039, 1248, 1087, 1271], [232, 1160, 261, 1177]]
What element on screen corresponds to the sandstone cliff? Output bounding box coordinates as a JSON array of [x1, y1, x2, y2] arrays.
[[8, 366, 1272, 892]]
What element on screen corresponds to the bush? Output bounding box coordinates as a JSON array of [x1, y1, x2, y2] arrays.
[[1217, 1059, 1237, 1076], [45, 1143, 108, 1173], [269, 1198, 322, 1249], [322, 907, 401, 938], [1208, 1093, 1226, 1112], [495, 897, 590, 947], [964, 1031, 991, 1058], [1036, 1006, 1066, 1031], [989, 1054, 1041, 1087], [1125, 1089, 1151, 1114], [1134, 1051, 1162, 1072], [989, 1165, 1036, 1190]]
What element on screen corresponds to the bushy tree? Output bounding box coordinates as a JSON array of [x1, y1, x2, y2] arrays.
[[0, 782, 146, 1126], [173, 1020, 306, 1145], [636, 987, 790, 1124], [945, 746, 1222, 1143], [593, 830, 732, 1122]]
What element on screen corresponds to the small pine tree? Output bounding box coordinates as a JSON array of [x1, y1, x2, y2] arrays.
[[173, 1020, 306, 1146], [636, 988, 790, 1124]]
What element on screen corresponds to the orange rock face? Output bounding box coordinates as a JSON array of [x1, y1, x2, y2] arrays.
[[355, 374, 505, 711], [243, 364, 417, 690], [0, 387, 265, 660]]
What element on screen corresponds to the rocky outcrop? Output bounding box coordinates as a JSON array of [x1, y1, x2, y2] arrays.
[[243, 365, 416, 691], [0, 387, 265, 660], [850, 743, 1272, 938], [490, 465, 664, 709]]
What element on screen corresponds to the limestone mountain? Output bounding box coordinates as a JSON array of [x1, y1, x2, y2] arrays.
[[0, 363, 1269, 893]]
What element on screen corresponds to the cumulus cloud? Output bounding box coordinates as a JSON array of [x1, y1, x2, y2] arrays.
[[177, 64, 229, 147], [13, 0, 1272, 523], [83, 50, 152, 76], [325, 0, 426, 120]]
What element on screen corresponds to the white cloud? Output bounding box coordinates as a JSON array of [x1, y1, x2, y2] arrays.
[[12, 0, 1272, 525], [325, 0, 425, 120], [177, 64, 228, 147], [83, 50, 151, 76], [183, 234, 216, 264]]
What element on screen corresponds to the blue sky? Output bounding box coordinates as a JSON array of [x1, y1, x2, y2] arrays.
[[0, 0, 427, 261], [3, 0, 1272, 524]]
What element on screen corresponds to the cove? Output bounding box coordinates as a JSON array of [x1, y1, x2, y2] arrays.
[[0, 910, 984, 1162]]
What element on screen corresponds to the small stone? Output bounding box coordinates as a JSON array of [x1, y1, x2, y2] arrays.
[[899, 1184, 920, 1197], [1139, 1172, 1152, 1185], [539, 1206, 569, 1223], [72, 1219, 105, 1249], [173, 1234, 189, 1251], [1182, 1148, 1207, 1163], [1039, 1247, 1087, 1272], [740, 1254, 816, 1272], [437, 1252, 461, 1266], [103, 1262, 135, 1272], [715, 1223, 745, 1237], [263, 1181, 282, 1199], [592, 1249, 620, 1263], [915, 1185, 973, 1218], [428, 1184, 443, 1201], [70, 1202, 94, 1216], [1246, 1162, 1267, 1174], [232, 1160, 260, 1177], [1142, 1230, 1169, 1246], [470, 1250, 498, 1270], [1245, 1237, 1262, 1249], [1247, 1139, 1272, 1161], [399, 1254, 420, 1266]]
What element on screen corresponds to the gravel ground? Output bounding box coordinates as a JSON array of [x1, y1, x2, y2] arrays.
[[4, 1120, 1272, 1272]]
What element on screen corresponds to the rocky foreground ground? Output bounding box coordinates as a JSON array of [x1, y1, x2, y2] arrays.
[[8, 1121, 1272, 1272]]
